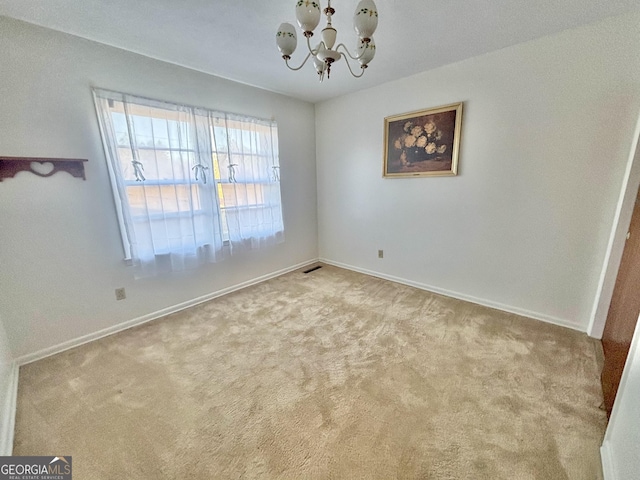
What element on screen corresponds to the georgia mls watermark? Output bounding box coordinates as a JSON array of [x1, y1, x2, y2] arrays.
[[0, 456, 72, 480]]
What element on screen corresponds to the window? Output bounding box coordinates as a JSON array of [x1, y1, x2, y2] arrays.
[[93, 89, 284, 277]]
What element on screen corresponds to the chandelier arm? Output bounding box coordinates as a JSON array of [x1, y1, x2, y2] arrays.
[[277, 0, 376, 80], [342, 55, 366, 78], [284, 53, 313, 71], [336, 43, 366, 61], [305, 35, 323, 56]]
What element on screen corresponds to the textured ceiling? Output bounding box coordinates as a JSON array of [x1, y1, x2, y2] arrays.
[[1, 0, 639, 103]]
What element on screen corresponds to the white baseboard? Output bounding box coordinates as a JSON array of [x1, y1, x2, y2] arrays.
[[16, 259, 319, 366], [600, 441, 617, 480], [14, 256, 582, 364], [320, 258, 584, 332], [0, 361, 19, 456]]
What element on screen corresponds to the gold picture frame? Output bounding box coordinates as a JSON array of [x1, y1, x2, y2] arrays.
[[383, 102, 463, 178]]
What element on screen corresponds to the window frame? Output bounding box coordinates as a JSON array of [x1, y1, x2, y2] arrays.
[[92, 88, 283, 263]]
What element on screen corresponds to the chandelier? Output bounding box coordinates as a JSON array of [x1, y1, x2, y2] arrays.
[[276, 0, 378, 81]]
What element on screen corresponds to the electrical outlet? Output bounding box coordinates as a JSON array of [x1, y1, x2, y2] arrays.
[[378, 249, 384, 259], [115, 287, 126, 301]]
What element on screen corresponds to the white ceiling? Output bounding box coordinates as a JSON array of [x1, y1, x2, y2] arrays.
[[1, 0, 639, 103]]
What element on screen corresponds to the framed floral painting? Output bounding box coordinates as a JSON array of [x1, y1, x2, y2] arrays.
[[383, 102, 463, 178]]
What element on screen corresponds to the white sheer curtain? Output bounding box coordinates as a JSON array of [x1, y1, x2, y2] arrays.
[[93, 89, 228, 277], [211, 113, 284, 251]]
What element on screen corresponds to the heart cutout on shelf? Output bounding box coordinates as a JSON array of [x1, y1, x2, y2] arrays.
[[30, 161, 55, 176]]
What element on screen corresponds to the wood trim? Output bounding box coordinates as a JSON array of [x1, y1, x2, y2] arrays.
[[601, 187, 640, 413], [0, 157, 88, 181]]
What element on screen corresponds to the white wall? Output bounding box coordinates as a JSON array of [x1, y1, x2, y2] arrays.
[[601, 315, 640, 479], [0, 314, 17, 455], [316, 13, 640, 331], [588, 117, 640, 338], [0, 17, 318, 359]]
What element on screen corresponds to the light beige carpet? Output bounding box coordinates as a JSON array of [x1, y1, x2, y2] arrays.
[[14, 265, 607, 479]]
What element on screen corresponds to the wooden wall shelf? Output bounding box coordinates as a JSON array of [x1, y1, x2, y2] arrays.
[[0, 157, 88, 181]]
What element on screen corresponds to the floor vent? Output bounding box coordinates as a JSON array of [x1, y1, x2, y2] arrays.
[[303, 266, 323, 274]]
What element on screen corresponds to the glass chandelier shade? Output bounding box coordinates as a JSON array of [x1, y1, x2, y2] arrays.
[[276, 0, 378, 81], [295, 0, 321, 34], [276, 23, 298, 58], [353, 0, 378, 41]]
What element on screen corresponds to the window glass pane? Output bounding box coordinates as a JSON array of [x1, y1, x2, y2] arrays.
[[94, 88, 283, 265], [219, 184, 265, 208], [130, 149, 194, 181], [131, 114, 155, 147], [212, 153, 224, 180], [167, 119, 188, 147], [212, 124, 228, 151], [169, 150, 195, 181], [151, 118, 170, 148], [126, 184, 201, 216], [230, 154, 271, 183], [116, 148, 135, 181], [135, 149, 161, 180], [111, 112, 131, 148]]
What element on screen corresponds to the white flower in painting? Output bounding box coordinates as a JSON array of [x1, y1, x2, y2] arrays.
[[404, 135, 417, 148], [411, 125, 423, 137], [425, 142, 437, 154], [416, 135, 427, 148], [400, 150, 408, 165], [435, 130, 443, 140], [437, 145, 447, 154], [403, 121, 413, 133], [424, 121, 437, 135], [394, 137, 404, 150]]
